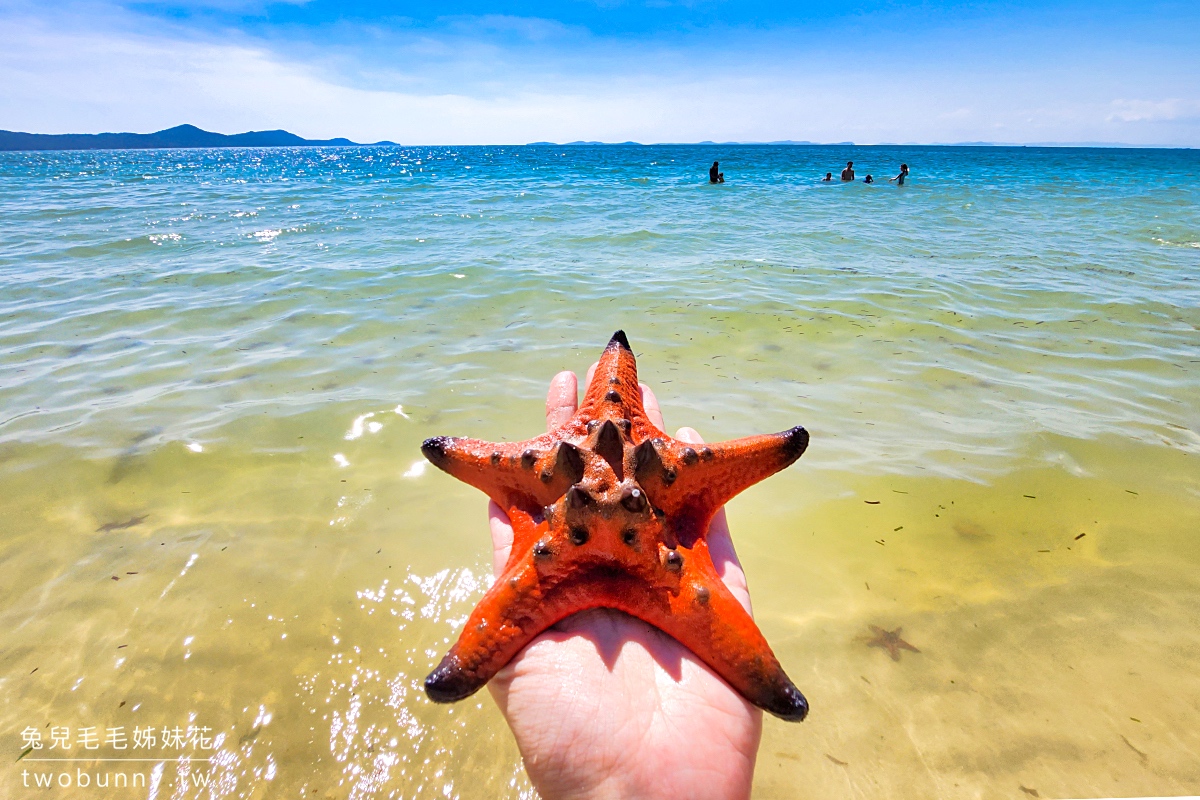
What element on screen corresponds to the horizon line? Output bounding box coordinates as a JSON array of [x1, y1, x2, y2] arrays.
[[528, 140, 1193, 149]]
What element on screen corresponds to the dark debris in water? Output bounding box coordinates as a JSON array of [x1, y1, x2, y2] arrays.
[[954, 521, 990, 541], [96, 515, 147, 532], [107, 427, 164, 484], [1120, 734, 1149, 766]]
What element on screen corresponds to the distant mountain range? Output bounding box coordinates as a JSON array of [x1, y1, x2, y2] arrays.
[[1, 126, 1185, 151], [0, 124, 394, 151]]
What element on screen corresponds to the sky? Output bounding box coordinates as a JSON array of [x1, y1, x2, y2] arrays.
[[1, 0, 1198, 145]]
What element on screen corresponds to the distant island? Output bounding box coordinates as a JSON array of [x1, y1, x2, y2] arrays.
[[0, 124, 395, 152]]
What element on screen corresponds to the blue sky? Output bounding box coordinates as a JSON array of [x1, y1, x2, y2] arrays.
[[1, 0, 1197, 144]]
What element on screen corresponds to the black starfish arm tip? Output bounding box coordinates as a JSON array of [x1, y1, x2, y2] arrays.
[[768, 683, 809, 722], [608, 330, 632, 350], [420, 436, 452, 461], [424, 655, 484, 703], [781, 426, 810, 462]]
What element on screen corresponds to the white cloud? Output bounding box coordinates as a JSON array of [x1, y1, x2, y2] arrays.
[[1108, 98, 1200, 123]]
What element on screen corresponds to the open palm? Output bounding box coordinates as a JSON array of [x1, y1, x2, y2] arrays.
[[484, 368, 763, 800]]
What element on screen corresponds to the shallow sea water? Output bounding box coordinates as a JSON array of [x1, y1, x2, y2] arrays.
[[1, 144, 1198, 799]]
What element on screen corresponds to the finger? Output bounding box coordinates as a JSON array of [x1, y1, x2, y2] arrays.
[[545, 371, 578, 432], [488, 500, 515, 579], [675, 426, 753, 617], [639, 383, 666, 431], [584, 361, 598, 392]]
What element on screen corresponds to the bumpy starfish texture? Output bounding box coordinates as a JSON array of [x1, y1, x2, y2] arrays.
[[420, 331, 810, 721]]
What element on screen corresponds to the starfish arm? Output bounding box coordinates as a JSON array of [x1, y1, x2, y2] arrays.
[[421, 434, 585, 510], [424, 559, 547, 702], [623, 550, 808, 721], [425, 556, 618, 702], [578, 331, 646, 418], [634, 427, 809, 543]]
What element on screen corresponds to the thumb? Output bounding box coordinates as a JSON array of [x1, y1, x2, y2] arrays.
[[487, 500, 514, 578]]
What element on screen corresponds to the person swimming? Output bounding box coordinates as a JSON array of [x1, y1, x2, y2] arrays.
[[709, 161, 725, 184], [840, 161, 855, 181], [889, 163, 910, 186], [822, 172, 833, 182], [864, 174, 873, 184]]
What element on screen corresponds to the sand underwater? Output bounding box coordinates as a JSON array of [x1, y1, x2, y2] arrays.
[[0, 144, 1198, 798]]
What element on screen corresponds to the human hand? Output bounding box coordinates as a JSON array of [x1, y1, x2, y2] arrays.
[[486, 367, 763, 800]]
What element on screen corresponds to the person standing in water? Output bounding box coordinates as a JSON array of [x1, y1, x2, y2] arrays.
[[889, 163, 910, 185], [822, 172, 833, 182], [840, 161, 855, 181], [709, 161, 724, 184]]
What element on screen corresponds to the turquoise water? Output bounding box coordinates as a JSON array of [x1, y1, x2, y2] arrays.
[[1, 145, 1198, 798]]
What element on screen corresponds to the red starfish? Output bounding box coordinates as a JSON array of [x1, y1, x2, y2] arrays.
[[421, 331, 810, 721]]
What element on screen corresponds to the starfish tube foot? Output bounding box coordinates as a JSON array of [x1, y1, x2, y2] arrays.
[[421, 331, 810, 721]]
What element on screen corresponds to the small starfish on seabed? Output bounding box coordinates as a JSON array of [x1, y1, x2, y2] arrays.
[[865, 626, 920, 661]]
